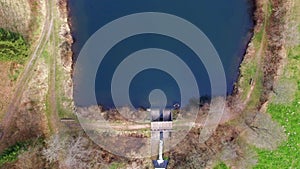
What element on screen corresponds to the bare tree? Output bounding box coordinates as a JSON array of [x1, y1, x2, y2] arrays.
[[62, 136, 109, 169], [42, 134, 65, 164], [241, 112, 286, 150]]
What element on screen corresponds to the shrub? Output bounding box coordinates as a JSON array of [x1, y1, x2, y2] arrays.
[[0, 28, 28, 63]]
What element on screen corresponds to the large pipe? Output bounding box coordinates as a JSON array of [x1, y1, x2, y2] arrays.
[[159, 139, 163, 161]]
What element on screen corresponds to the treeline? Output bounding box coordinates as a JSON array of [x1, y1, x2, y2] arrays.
[[0, 28, 28, 63]]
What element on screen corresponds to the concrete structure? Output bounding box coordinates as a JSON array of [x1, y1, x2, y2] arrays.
[[151, 121, 172, 131], [150, 108, 173, 169], [151, 109, 172, 121]]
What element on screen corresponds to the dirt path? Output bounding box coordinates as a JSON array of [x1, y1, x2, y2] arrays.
[[0, 0, 53, 139], [47, 1, 60, 134], [242, 0, 269, 108]]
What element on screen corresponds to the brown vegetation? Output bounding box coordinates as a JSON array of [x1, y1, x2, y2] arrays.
[[56, 0, 74, 114], [0, 0, 31, 38], [0, 58, 50, 153], [260, 0, 289, 105], [2, 143, 46, 169], [0, 63, 14, 119], [57, 0, 73, 72], [0, 0, 45, 119], [41, 133, 153, 169], [253, 0, 266, 32], [0, 0, 44, 41]]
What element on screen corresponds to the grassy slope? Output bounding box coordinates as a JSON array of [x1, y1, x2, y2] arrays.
[[255, 42, 300, 168], [53, 3, 75, 119], [216, 0, 299, 168], [254, 0, 300, 168]]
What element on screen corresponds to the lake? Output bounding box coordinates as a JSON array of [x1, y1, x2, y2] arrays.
[[70, 0, 254, 109]]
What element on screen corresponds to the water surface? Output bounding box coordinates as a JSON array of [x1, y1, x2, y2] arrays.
[[70, 0, 254, 108]]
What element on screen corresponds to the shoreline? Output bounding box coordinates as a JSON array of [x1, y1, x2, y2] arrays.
[[63, 0, 284, 114], [58, 0, 73, 73], [231, 0, 264, 99], [231, 0, 256, 95], [234, 0, 288, 109]]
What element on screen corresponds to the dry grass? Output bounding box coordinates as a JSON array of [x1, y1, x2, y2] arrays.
[[0, 0, 31, 37], [0, 63, 14, 120]]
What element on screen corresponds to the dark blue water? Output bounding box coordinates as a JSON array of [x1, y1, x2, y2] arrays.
[[70, 0, 254, 108]]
